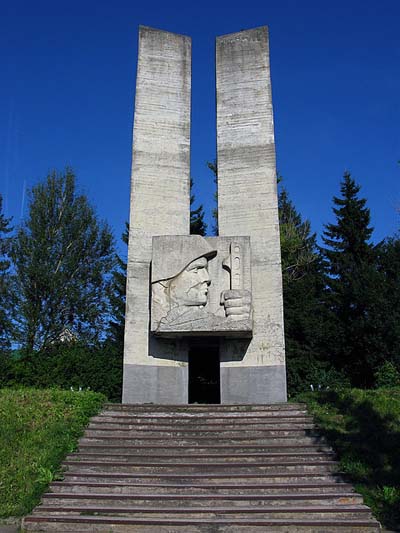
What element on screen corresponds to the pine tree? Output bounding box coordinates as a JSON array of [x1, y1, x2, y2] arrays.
[[322, 171, 378, 386], [0, 195, 13, 351], [190, 178, 207, 236], [11, 169, 115, 351]]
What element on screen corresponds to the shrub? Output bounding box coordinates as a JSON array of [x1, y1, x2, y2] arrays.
[[0, 342, 122, 402], [374, 361, 400, 389]]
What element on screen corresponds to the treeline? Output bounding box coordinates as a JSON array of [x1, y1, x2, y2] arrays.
[[0, 167, 399, 399], [280, 172, 400, 393]]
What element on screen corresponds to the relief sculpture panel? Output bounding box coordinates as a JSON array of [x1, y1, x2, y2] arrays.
[[151, 235, 252, 337]]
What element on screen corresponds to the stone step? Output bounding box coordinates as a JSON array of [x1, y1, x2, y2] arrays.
[[41, 492, 364, 506], [83, 427, 317, 439], [93, 413, 312, 423], [50, 480, 355, 495], [23, 403, 380, 532], [103, 403, 307, 412], [67, 451, 335, 464], [23, 514, 382, 532], [61, 471, 345, 484], [79, 435, 326, 446], [89, 418, 314, 429], [63, 459, 338, 475], [96, 409, 309, 421], [77, 443, 333, 454], [31, 503, 374, 520]]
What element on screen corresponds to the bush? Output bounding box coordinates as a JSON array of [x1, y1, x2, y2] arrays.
[[374, 361, 400, 389], [286, 354, 350, 396], [0, 342, 122, 402]]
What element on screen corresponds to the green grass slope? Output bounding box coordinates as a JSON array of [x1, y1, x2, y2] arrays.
[[0, 388, 105, 518], [297, 388, 400, 530]]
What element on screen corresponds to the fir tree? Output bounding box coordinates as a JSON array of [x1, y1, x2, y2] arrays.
[[322, 172, 378, 386]]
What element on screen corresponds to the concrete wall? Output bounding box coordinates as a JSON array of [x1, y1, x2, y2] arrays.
[[123, 27, 191, 403], [216, 27, 287, 403]]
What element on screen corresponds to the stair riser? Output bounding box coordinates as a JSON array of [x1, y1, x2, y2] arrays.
[[31, 509, 374, 520], [83, 429, 317, 439], [67, 454, 334, 464], [62, 473, 342, 484], [49, 484, 355, 496], [91, 416, 312, 424], [103, 404, 306, 412], [76, 445, 332, 454], [42, 495, 364, 506], [63, 465, 338, 475], [88, 420, 315, 432], [79, 437, 325, 447], [23, 518, 381, 533]]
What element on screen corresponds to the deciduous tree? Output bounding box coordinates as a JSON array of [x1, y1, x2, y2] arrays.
[[11, 169, 115, 351]]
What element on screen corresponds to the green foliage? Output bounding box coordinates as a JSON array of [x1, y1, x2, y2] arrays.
[[279, 186, 318, 283], [322, 172, 380, 386], [0, 194, 13, 351], [373, 236, 400, 368], [190, 178, 207, 236], [296, 388, 400, 529], [108, 222, 129, 348], [278, 184, 334, 395], [0, 388, 105, 518], [374, 361, 400, 389], [11, 169, 115, 351], [0, 342, 122, 402]]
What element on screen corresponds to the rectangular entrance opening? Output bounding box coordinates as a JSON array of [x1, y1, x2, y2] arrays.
[[188, 343, 220, 404]]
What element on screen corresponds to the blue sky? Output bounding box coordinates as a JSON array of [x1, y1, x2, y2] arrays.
[[1, 0, 399, 255]]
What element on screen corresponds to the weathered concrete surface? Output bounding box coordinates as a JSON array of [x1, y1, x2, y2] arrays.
[[123, 364, 188, 404], [216, 27, 287, 402], [220, 365, 287, 404], [151, 235, 252, 337], [123, 27, 191, 403]]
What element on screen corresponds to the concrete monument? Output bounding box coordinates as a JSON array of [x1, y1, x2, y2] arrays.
[[123, 26, 286, 404]]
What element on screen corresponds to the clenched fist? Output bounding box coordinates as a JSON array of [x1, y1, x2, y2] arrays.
[[221, 289, 252, 320]]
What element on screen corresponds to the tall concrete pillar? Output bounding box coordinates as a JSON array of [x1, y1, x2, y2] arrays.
[[216, 27, 287, 403], [123, 27, 191, 403]]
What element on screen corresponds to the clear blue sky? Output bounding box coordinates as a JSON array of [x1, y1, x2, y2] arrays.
[[1, 0, 399, 255]]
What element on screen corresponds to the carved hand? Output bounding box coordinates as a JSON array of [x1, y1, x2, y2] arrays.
[[221, 289, 252, 320]]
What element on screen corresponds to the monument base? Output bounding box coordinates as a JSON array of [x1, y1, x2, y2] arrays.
[[221, 365, 287, 404], [123, 364, 188, 404], [122, 361, 287, 404]]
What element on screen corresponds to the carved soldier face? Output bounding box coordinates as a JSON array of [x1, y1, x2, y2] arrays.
[[168, 256, 211, 307]]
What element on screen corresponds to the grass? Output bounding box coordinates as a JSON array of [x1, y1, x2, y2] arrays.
[[0, 387, 105, 518], [296, 388, 400, 530]]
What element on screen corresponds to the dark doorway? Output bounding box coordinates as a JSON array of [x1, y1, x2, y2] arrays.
[[189, 343, 220, 404]]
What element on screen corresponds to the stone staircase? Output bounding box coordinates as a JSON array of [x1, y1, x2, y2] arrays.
[[23, 403, 381, 532]]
